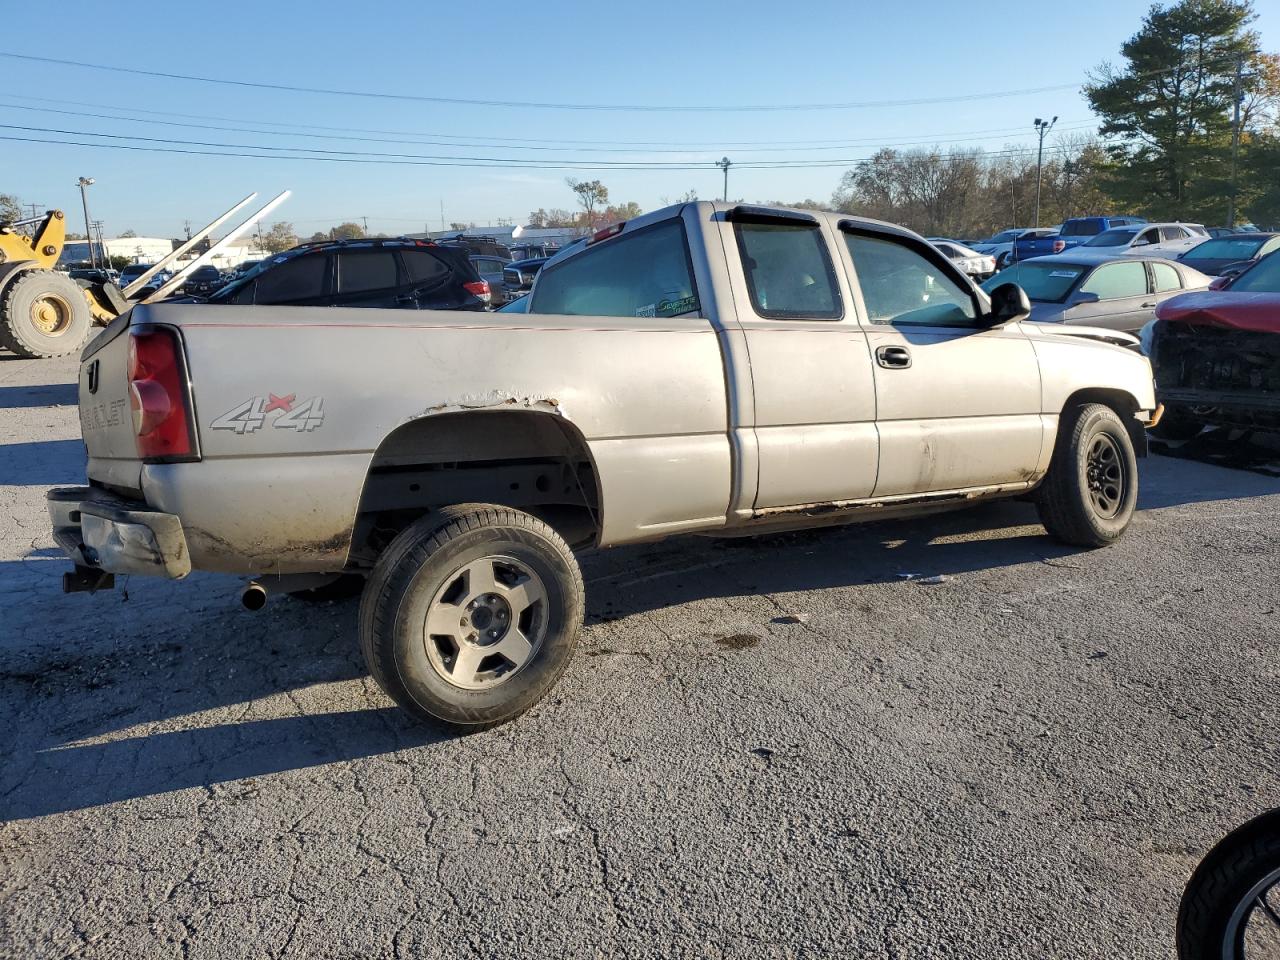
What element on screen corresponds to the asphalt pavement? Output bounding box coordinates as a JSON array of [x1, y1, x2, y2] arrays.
[[2, 352, 1278, 959]]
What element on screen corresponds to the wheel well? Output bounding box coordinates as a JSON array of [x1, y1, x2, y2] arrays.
[[349, 411, 601, 566], [1061, 387, 1147, 457]]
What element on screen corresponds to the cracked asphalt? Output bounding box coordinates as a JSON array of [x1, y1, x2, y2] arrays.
[[2, 352, 1278, 959]]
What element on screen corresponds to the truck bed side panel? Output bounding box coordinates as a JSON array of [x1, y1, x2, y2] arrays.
[[141, 305, 730, 569]]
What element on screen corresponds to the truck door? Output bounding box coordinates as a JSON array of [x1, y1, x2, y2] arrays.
[[716, 207, 879, 510], [838, 224, 1044, 497]]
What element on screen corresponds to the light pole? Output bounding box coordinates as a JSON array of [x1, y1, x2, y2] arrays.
[[717, 157, 731, 202], [1033, 117, 1056, 228], [76, 177, 96, 269]]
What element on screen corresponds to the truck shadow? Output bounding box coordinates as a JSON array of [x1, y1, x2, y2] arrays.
[[0, 710, 449, 820], [0, 439, 86, 486], [0, 382, 78, 409], [4, 458, 1278, 820]]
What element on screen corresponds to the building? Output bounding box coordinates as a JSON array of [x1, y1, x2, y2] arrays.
[[59, 237, 267, 271], [60, 237, 176, 267]]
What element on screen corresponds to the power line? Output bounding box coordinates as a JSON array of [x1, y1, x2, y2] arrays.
[[5, 93, 1100, 148], [0, 50, 1089, 112], [0, 100, 1098, 154], [0, 48, 1244, 115], [0, 129, 1100, 172]]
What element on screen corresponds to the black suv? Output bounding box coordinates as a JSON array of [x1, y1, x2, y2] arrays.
[[182, 265, 226, 297], [207, 238, 491, 310]]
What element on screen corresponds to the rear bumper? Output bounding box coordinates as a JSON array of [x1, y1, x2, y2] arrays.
[[47, 486, 191, 579]]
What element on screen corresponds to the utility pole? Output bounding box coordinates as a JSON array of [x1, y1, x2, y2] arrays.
[[716, 157, 732, 202], [25, 203, 44, 219], [1033, 116, 1057, 228], [92, 220, 106, 268], [1228, 55, 1244, 228], [362, 215, 369, 234], [184, 219, 192, 240], [76, 176, 96, 269]]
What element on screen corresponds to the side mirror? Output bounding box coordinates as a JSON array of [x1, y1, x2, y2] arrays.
[[1071, 291, 1101, 305], [1132, 237, 1152, 246], [986, 282, 1031, 325], [1208, 275, 1232, 291]]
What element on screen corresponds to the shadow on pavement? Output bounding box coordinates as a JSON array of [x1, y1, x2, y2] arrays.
[[0, 439, 85, 486], [1, 708, 452, 819], [0, 382, 78, 409]]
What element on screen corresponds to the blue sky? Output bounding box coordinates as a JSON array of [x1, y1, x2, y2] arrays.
[[1, 0, 1277, 238]]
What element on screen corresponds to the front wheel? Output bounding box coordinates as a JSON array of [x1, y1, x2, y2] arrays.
[[1177, 810, 1280, 960], [359, 504, 584, 727], [1036, 403, 1138, 547]]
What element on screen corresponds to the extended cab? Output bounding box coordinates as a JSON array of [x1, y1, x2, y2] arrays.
[[50, 202, 1158, 727]]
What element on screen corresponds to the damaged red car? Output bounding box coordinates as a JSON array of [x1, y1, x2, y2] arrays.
[[1148, 250, 1280, 439]]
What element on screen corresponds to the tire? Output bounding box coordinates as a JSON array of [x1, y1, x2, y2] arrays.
[[359, 504, 584, 727], [1177, 811, 1280, 960], [0, 269, 93, 359], [1150, 403, 1204, 443], [1036, 403, 1138, 547], [287, 574, 366, 603]]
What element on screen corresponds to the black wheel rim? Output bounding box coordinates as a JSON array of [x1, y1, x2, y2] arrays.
[[1085, 433, 1126, 519], [1227, 866, 1280, 958]]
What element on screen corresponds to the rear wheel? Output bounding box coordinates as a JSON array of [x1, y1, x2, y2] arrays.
[[1036, 403, 1138, 547], [0, 269, 93, 358], [359, 504, 583, 727]]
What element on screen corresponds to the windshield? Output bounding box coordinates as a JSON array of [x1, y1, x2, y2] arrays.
[[1230, 252, 1280, 293], [1183, 236, 1268, 261], [981, 262, 1085, 302], [988, 231, 1020, 244], [1083, 229, 1139, 248]]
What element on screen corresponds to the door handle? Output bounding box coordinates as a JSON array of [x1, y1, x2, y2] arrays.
[[1141, 301, 1156, 308], [875, 345, 912, 369]]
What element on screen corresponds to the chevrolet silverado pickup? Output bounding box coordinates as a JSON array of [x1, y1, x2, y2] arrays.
[[50, 201, 1158, 727]]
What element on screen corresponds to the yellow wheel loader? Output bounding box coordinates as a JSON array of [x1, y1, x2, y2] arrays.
[[0, 210, 119, 358], [0, 191, 289, 359]]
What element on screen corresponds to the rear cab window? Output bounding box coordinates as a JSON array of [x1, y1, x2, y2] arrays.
[[732, 212, 840, 320], [530, 218, 700, 318]]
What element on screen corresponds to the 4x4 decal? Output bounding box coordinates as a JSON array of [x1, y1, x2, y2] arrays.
[[212, 394, 325, 433]]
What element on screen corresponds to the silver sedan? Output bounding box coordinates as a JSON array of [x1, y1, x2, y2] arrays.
[[981, 252, 1212, 333], [927, 238, 997, 279]]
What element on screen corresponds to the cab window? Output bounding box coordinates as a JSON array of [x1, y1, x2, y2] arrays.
[[845, 232, 977, 327], [531, 219, 699, 318], [735, 221, 840, 319]]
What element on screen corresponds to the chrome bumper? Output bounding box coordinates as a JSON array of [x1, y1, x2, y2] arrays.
[[47, 486, 191, 579]]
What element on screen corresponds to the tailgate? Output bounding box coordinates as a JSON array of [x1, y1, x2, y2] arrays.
[[79, 315, 143, 491]]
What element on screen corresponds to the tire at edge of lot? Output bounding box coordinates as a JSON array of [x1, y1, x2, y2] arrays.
[[358, 503, 584, 728], [0, 269, 94, 359], [1036, 402, 1139, 547], [1176, 810, 1280, 960]]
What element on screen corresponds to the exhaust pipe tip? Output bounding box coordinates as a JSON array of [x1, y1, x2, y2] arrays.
[[241, 582, 268, 611]]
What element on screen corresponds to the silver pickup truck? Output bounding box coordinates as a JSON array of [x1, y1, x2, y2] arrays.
[[49, 202, 1158, 727]]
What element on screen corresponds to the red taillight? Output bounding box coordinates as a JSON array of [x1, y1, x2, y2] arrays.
[[128, 328, 197, 462], [590, 222, 625, 244], [1052, 239, 1066, 253], [464, 280, 491, 303]]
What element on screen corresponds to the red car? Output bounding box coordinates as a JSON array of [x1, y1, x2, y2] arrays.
[[1148, 250, 1280, 438]]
